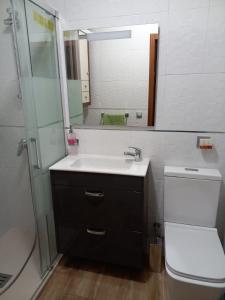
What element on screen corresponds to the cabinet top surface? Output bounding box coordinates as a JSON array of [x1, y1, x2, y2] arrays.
[[49, 154, 150, 177]]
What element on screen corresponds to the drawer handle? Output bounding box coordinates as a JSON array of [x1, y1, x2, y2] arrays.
[[85, 191, 104, 198], [86, 228, 106, 236]]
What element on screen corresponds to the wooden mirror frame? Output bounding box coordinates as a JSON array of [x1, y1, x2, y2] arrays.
[[148, 33, 158, 126]]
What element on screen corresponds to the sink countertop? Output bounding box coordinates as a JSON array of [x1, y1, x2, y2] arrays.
[[49, 154, 150, 177]]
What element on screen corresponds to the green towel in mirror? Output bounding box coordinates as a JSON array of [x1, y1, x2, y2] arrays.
[[102, 114, 126, 125]]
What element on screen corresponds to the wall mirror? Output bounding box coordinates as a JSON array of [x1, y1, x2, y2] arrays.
[[63, 24, 159, 128]]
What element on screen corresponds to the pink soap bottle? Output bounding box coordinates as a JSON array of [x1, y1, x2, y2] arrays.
[[67, 125, 78, 146]]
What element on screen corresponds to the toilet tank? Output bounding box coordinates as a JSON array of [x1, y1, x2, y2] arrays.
[[164, 166, 222, 227]]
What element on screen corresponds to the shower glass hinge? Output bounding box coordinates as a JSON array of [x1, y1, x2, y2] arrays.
[[17, 92, 22, 100], [17, 138, 27, 156]]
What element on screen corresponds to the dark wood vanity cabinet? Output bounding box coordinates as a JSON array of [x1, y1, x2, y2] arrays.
[[50, 171, 149, 269]]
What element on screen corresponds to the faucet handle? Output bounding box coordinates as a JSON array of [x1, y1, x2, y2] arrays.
[[128, 146, 142, 161], [128, 146, 142, 153]]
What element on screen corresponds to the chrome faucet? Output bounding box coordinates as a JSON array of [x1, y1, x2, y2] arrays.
[[124, 147, 142, 161]]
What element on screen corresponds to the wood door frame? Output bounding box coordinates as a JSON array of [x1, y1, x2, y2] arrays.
[[148, 33, 158, 126]]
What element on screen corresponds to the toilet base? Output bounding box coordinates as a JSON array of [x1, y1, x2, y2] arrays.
[[166, 268, 224, 300]]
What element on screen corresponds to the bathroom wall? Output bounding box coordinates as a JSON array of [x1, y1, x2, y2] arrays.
[[46, 0, 225, 243]]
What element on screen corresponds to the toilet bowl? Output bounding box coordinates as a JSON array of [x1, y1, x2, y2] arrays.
[[165, 222, 225, 300], [164, 166, 225, 300]]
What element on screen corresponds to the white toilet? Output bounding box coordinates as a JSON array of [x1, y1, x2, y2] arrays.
[[164, 166, 225, 300]]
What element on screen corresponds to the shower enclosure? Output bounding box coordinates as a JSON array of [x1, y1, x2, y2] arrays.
[[0, 0, 65, 298]]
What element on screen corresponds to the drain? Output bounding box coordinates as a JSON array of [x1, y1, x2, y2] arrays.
[[0, 273, 12, 288]]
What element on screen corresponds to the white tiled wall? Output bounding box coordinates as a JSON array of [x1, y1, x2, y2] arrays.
[[48, 0, 225, 132], [46, 0, 225, 242]]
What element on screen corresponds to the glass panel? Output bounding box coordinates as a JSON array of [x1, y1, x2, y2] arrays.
[[25, 0, 66, 271], [32, 77, 63, 128], [67, 79, 83, 125], [0, 0, 37, 294], [13, 0, 66, 274]]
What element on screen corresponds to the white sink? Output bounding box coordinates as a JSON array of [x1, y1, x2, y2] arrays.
[[49, 154, 150, 177], [71, 156, 132, 171]]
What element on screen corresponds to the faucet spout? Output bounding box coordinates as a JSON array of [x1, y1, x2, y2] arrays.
[[124, 147, 142, 161]]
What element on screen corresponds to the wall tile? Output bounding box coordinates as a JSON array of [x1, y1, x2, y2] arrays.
[[148, 178, 164, 225], [0, 12, 18, 80], [210, 0, 225, 7], [169, 0, 210, 11], [0, 79, 24, 126], [0, 0, 11, 19], [64, 0, 169, 22], [46, 0, 65, 14], [0, 126, 27, 169], [0, 165, 34, 235], [0, 44, 17, 81], [167, 8, 208, 74], [156, 74, 225, 131], [203, 5, 225, 73]]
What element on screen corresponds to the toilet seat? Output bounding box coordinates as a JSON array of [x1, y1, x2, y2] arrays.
[[165, 222, 225, 286]]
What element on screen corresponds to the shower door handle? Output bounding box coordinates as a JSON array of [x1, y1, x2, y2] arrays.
[[30, 138, 41, 170]]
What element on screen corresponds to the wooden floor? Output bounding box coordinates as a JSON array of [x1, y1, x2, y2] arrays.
[[37, 257, 168, 300]]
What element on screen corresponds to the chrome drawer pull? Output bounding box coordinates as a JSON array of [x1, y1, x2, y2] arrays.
[[86, 229, 106, 236], [85, 191, 104, 198]]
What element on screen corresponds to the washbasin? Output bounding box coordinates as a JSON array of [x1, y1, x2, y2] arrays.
[[71, 156, 132, 171], [49, 154, 150, 177]]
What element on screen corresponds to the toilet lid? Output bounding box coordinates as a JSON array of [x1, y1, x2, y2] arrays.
[[165, 222, 225, 283]]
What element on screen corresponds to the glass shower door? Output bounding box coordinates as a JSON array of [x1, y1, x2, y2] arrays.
[[0, 0, 37, 296], [13, 0, 66, 275]]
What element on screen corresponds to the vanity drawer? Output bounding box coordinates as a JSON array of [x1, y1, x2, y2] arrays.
[[52, 185, 144, 231], [52, 185, 86, 227], [60, 228, 144, 268], [51, 171, 143, 191]]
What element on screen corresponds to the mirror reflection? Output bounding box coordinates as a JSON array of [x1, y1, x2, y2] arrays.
[[64, 24, 159, 128]]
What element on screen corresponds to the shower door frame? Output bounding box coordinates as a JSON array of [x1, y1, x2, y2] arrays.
[[11, 0, 66, 277], [28, 0, 57, 17], [27, 0, 69, 132]]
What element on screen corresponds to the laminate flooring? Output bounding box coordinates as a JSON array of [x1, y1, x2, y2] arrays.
[[37, 257, 168, 300]]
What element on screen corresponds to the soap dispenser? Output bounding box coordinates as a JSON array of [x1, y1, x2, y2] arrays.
[[67, 125, 78, 146]]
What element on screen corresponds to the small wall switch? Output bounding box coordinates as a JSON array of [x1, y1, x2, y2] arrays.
[[136, 111, 142, 119], [197, 136, 213, 149]]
